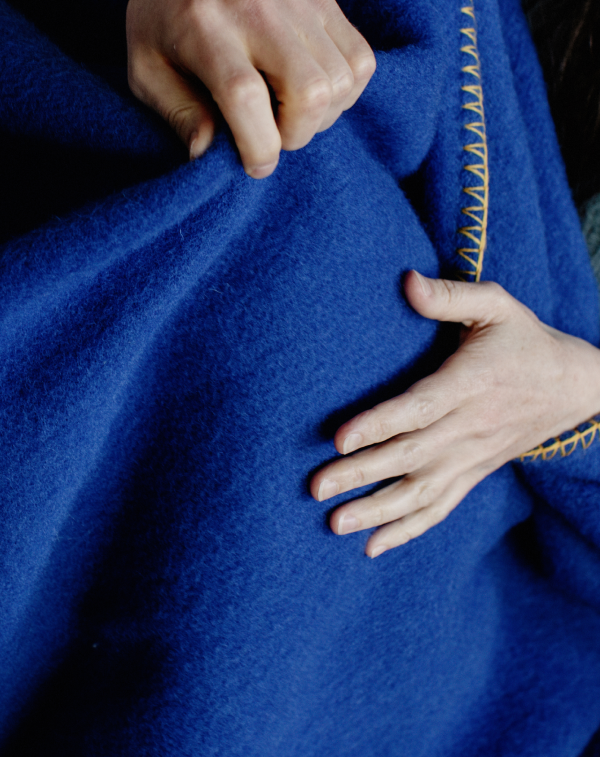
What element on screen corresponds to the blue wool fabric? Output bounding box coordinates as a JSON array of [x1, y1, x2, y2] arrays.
[[1, 0, 600, 754]]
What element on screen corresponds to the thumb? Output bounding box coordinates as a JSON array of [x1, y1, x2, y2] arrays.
[[404, 270, 508, 328], [128, 53, 216, 160]]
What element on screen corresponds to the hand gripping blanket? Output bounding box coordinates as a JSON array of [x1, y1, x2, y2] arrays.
[[1, 0, 600, 754]]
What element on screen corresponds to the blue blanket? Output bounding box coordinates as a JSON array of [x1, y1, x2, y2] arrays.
[[2, 0, 600, 754]]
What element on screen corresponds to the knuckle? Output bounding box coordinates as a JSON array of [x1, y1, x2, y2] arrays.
[[440, 278, 464, 307], [394, 439, 422, 473], [349, 48, 377, 83], [187, 0, 220, 30], [331, 71, 354, 101], [482, 280, 504, 296], [475, 405, 504, 439], [219, 73, 265, 111], [348, 464, 365, 488], [481, 280, 507, 308], [373, 416, 392, 441], [399, 529, 416, 544], [370, 505, 385, 527], [423, 506, 445, 531], [165, 102, 197, 136], [412, 397, 436, 429], [297, 78, 333, 116], [431, 502, 452, 526], [414, 479, 436, 509]]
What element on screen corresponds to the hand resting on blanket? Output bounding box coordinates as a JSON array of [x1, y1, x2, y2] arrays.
[[311, 271, 600, 557], [126, 0, 375, 178], [126, 0, 600, 560]]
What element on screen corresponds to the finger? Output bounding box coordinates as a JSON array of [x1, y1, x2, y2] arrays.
[[312, 412, 465, 502], [253, 29, 335, 152], [364, 473, 481, 557], [294, 28, 357, 137], [404, 271, 511, 328], [329, 433, 493, 538], [176, 33, 282, 178], [321, 9, 376, 114], [128, 51, 216, 159], [329, 463, 453, 536], [334, 366, 473, 455]]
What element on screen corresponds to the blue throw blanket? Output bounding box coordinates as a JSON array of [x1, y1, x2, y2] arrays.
[[1, 0, 600, 754]]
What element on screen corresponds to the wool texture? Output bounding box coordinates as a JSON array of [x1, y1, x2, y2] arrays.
[[1, 0, 600, 755]]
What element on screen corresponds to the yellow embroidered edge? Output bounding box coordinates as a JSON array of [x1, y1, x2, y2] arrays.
[[520, 418, 600, 462], [457, 2, 488, 282], [457, 3, 599, 462]]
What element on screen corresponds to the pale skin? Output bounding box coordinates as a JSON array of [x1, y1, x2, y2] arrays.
[[126, 1, 600, 558], [310, 271, 600, 557], [126, 0, 376, 177]]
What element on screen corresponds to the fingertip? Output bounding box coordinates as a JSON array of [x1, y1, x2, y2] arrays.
[[367, 544, 388, 559], [337, 511, 360, 534], [329, 506, 353, 536], [329, 508, 341, 535], [310, 470, 337, 502], [413, 270, 433, 297], [333, 426, 362, 455], [334, 420, 363, 455], [189, 120, 215, 161], [333, 423, 349, 454], [309, 473, 322, 502], [404, 270, 432, 303], [317, 478, 340, 502], [342, 432, 363, 455], [212, 65, 282, 179], [404, 270, 443, 320], [245, 160, 279, 179]]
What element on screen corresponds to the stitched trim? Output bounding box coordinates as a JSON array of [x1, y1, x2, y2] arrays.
[[455, 3, 600, 462], [520, 417, 600, 462], [457, 1, 488, 282]]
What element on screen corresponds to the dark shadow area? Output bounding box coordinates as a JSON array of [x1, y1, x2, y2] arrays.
[[1, 633, 168, 756], [523, 0, 600, 205], [306, 319, 460, 530], [581, 724, 600, 757], [7, 0, 129, 70], [316, 319, 459, 444], [0, 133, 184, 245], [505, 514, 545, 577], [1, 0, 187, 244]]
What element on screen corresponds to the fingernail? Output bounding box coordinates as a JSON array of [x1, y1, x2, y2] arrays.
[[414, 271, 432, 296], [189, 132, 200, 160], [369, 545, 388, 559], [343, 433, 362, 455], [318, 479, 339, 501], [246, 161, 278, 179], [338, 513, 359, 534], [189, 132, 210, 161]]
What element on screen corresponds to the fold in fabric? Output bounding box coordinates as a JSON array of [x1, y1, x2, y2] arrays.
[[1, 0, 600, 755]]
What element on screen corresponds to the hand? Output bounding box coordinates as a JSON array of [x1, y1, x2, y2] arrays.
[[311, 271, 600, 557], [126, 0, 376, 178]]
